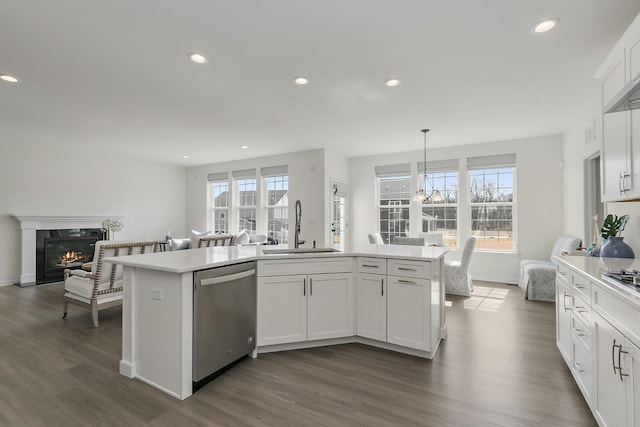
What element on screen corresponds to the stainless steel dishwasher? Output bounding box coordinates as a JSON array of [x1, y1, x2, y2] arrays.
[[192, 261, 256, 391]]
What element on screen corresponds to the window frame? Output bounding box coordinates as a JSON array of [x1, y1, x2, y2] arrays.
[[376, 172, 412, 244], [468, 165, 516, 253], [263, 172, 289, 244], [419, 169, 459, 248]]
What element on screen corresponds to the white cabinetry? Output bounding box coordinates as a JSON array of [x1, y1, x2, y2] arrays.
[[555, 256, 640, 427], [387, 274, 430, 351], [257, 274, 307, 346], [593, 313, 628, 427], [356, 257, 386, 341], [600, 24, 640, 201], [555, 262, 594, 401], [307, 273, 354, 341], [257, 258, 354, 346], [356, 258, 438, 352]]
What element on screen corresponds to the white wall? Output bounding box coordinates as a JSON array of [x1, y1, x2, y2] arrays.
[[349, 135, 565, 284], [186, 149, 327, 248], [0, 141, 187, 285]]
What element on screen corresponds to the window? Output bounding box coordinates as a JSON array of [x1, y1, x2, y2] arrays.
[[262, 166, 288, 244], [233, 169, 257, 233], [207, 172, 230, 233], [468, 154, 516, 251], [419, 159, 459, 247], [376, 164, 411, 244]]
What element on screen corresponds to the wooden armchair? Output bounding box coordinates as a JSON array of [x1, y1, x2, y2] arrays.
[[197, 235, 233, 248], [63, 240, 160, 327]]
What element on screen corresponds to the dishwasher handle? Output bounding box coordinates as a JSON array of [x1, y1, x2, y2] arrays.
[[199, 269, 256, 286]]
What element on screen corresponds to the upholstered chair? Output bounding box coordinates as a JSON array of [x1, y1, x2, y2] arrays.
[[63, 240, 160, 327], [444, 236, 477, 296], [368, 233, 384, 244], [519, 236, 581, 301]]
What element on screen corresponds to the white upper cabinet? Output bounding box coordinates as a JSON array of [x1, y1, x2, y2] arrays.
[[599, 18, 640, 201]]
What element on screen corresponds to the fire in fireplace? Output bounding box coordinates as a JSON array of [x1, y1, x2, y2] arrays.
[[36, 228, 106, 284]]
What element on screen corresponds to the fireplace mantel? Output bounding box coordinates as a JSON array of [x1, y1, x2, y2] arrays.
[[11, 215, 124, 285]]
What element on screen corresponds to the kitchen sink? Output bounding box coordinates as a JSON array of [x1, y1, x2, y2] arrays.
[[261, 247, 340, 255]]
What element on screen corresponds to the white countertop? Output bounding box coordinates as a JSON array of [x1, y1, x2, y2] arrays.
[[555, 254, 640, 308], [106, 244, 449, 274]]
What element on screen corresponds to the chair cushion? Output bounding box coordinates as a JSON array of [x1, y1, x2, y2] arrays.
[[235, 230, 250, 245], [550, 237, 581, 265], [169, 238, 190, 251], [65, 275, 123, 299]]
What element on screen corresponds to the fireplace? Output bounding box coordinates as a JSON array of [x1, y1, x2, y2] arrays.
[[36, 228, 106, 284], [11, 215, 123, 286]]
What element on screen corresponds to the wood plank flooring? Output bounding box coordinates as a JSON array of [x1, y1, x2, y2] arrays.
[[0, 281, 596, 426]]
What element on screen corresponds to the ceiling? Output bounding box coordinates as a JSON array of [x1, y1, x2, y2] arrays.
[[2, 0, 640, 167]]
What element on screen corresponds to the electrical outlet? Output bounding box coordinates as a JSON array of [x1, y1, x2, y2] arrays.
[[152, 289, 163, 301]]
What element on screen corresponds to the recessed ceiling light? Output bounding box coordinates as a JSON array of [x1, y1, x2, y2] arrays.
[[294, 76, 308, 85], [384, 78, 401, 87], [188, 53, 207, 64], [0, 74, 19, 83], [183, 155, 190, 159], [240, 145, 249, 149], [532, 18, 558, 34]]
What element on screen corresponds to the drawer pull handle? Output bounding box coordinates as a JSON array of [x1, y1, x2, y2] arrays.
[[398, 267, 417, 272], [362, 264, 379, 268], [563, 292, 573, 312], [574, 284, 584, 289], [575, 307, 588, 314], [381, 277, 384, 296], [612, 340, 629, 381], [397, 279, 417, 285], [574, 362, 585, 373]]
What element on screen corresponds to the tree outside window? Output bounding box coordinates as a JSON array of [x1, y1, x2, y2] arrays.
[[421, 171, 458, 247], [469, 167, 514, 251]]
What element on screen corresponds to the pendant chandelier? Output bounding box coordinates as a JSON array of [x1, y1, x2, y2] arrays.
[[413, 128, 444, 203]]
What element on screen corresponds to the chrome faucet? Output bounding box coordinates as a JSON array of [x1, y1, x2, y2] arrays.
[[294, 200, 305, 248]]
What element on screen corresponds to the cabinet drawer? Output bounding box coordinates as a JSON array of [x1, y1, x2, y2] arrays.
[[572, 337, 593, 401], [572, 273, 591, 304], [592, 283, 640, 345], [387, 259, 431, 279], [556, 263, 571, 285], [356, 257, 387, 274], [571, 312, 592, 352], [258, 257, 353, 276], [572, 294, 592, 325]]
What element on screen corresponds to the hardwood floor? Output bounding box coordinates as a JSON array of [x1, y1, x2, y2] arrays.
[[0, 281, 596, 426]]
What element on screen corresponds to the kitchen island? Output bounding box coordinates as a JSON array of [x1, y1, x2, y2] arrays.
[[108, 244, 448, 400]]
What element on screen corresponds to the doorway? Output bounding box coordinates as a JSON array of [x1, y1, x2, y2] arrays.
[[584, 154, 604, 248], [331, 180, 348, 251]]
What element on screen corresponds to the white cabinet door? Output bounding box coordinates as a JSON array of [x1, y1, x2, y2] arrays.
[[307, 273, 354, 341], [594, 313, 628, 427], [602, 111, 631, 201], [356, 273, 386, 341], [257, 275, 307, 346], [627, 338, 640, 427], [387, 275, 429, 351], [556, 279, 573, 364]]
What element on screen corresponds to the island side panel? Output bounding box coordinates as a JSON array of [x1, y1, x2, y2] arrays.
[[120, 266, 193, 400]]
